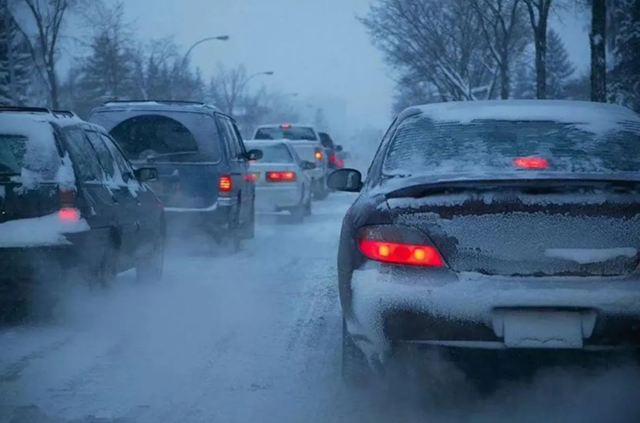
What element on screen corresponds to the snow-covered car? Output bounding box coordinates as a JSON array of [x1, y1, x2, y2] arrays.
[[328, 100, 640, 384], [243, 140, 315, 223], [0, 107, 165, 317], [252, 123, 331, 200], [88, 101, 262, 251]]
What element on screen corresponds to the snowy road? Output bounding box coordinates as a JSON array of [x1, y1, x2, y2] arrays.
[[2, 192, 640, 423]]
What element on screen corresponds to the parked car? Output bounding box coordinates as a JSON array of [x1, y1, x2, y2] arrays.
[[252, 123, 330, 200], [0, 106, 164, 318], [244, 140, 315, 223], [328, 99, 640, 387], [88, 100, 262, 251]]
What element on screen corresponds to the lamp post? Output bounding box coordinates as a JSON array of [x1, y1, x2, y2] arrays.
[[181, 35, 230, 68]]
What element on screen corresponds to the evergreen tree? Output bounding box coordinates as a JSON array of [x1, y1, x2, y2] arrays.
[[511, 51, 536, 99], [609, 0, 640, 112], [0, 9, 35, 105], [546, 29, 576, 99]]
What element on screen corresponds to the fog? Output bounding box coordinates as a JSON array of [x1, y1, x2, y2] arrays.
[[2, 0, 640, 422]]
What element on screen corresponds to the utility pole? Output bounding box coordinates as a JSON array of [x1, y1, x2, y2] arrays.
[[4, 0, 17, 104]]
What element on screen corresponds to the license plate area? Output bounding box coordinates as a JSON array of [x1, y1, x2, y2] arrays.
[[492, 309, 597, 349]]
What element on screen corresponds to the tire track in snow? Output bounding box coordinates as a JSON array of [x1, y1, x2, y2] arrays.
[[0, 335, 74, 384]]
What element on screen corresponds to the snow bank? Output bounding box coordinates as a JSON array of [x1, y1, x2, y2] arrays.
[[350, 264, 640, 358], [545, 248, 638, 264], [412, 100, 640, 134], [0, 213, 90, 248]]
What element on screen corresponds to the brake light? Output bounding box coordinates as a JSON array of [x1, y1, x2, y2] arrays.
[[329, 153, 337, 163], [219, 174, 232, 192], [58, 189, 80, 221], [266, 171, 296, 181], [58, 207, 80, 221], [314, 149, 322, 160], [513, 156, 548, 169], [280, 123, 291, 129], [244, 173, 257, 182], [358, 239, 444, 266], [337, 158, 344, 168]]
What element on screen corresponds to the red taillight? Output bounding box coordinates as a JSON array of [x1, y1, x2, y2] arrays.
[[358, 239, 444, 266], [58, 189, 80, 221], [219, 174, 232, 192], [513, 156, 548, 169], [58, 207, 80, 221], [266, 171, 296, 181], [244, 173, 257, 182], [280, 123, 291, 129], [329, 153, 337, 163], [336, 158, 344, 168]]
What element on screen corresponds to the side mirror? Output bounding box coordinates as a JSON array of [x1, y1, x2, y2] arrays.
[[300, 160, 317, 170], [245, 149, 263, 161], [327, 168, 362, 192], [335, 145, 343, 152], [134, 166, 159, 182]]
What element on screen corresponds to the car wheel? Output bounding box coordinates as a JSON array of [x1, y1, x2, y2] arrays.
[[96, 241, 119, 289], [314, 178, 329, 200], [290, 201, 305, 224], [136, 232, 165, 283], [239, 202, 255, 240], [342, 317, 370, 386], [304, 194, 312, 217]]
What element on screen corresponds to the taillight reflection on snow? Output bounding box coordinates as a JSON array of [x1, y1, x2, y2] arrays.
[[358, 239, 444, 266]]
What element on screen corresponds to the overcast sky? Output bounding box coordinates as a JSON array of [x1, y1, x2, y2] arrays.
[[105, 0, 592, 129]]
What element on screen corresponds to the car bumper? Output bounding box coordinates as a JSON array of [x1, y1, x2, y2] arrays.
[[347, 263, 640, 360], [164, 198, 234, 235], [254, 185, 302, 212]]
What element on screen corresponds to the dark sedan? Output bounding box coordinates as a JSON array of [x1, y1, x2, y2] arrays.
[[328, 100, 640, 385]]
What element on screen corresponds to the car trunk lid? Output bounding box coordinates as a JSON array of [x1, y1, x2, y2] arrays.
[[386, 178, 640, 277], [248, 162, 299, 187]]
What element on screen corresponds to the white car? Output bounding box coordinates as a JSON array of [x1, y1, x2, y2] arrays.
[[244, 140, 315, 223], [251, 123, 331, 200]]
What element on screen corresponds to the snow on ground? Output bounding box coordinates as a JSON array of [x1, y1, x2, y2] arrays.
[[1, 192, 640, 423]]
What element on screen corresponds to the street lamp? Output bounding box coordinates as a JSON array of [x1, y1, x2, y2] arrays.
[[181, 35, 230, 68]]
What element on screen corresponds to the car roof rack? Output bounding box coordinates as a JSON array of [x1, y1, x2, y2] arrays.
[[0, 106, 51, 114], [102, 99, 207, 106]]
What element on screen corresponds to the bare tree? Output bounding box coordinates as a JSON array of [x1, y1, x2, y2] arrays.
[[360, 0, 496, 102], [208, 63, 254, 115], [589, 0, 606, 102], [12, 0, 77, 108], [471, 0, 530, 99], [522, 0, 553, 99]]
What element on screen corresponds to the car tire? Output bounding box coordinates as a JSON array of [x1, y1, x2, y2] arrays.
[[94, 240, 119, 289], [304, 194, 312, 217], [290, 201, 305, 224], [342, 317, 370, 386], [136, 233, 165, 283], [239, 203, 255, 240], [314, 178, 329, 200]]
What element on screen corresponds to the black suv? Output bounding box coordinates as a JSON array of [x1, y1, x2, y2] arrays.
[[0, 107, 165, 317], [87, 101, 262, 250]]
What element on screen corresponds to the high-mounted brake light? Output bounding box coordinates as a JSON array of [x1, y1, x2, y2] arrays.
[[266, 171, 296, 181], [280, 123, 291, 129], [358, 239, 444, 266], [218, 174, 232, 192], [513, 156, 548, 169]]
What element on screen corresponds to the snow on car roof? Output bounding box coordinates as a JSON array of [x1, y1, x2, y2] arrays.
[[405, 100, 640, 135], [254, 123, 316, 129]]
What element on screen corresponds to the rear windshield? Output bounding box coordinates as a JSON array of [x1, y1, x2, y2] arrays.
[[291, 145, 316, 160], [250, 144, 293, 163], [319, 132, 334, 149], [383, 116, 640, 177], [254, 127, 317, 141], [0, 129, 60, 180], [89, 111, 221, 162]]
